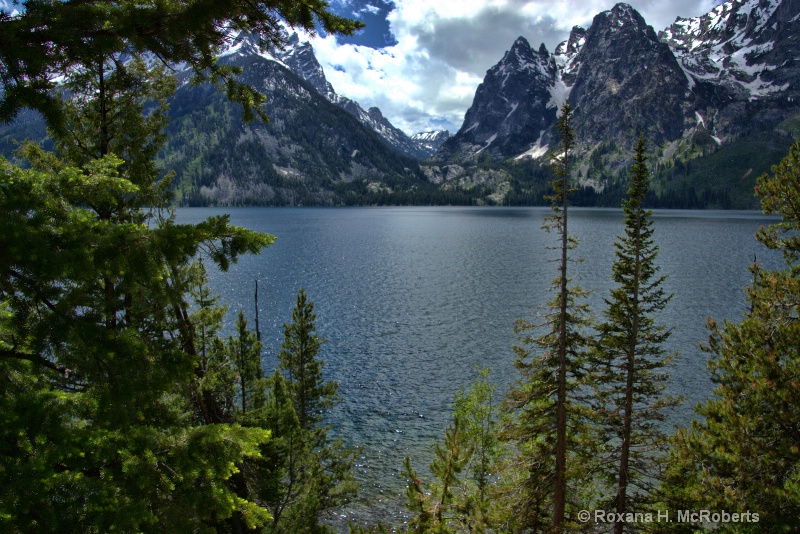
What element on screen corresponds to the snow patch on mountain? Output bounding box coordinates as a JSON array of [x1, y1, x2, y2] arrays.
[[548, 78, 571, 112], [659, 0, 789, 101], [515, 131, 549, 160]]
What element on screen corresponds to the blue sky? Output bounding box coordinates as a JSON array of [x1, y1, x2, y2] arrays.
[[302, 0, 726, 136]]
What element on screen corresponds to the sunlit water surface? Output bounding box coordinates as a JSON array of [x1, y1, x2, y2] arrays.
[[175, 207, 780, 530]]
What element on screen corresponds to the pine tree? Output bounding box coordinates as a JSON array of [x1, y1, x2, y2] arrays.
[[590, 135, 680, 532], [0, 22, 278, 532], [228, 309, 267, 415], [500, 102, 594, 532], [0, 2, 362, 529], [658, 140, 800, 531], [278, 288, 338, 432], [188, 259, 236, 421], [254, 289, 356, 532], [403, 368, 500, 533], [0, 142, 275, 533]]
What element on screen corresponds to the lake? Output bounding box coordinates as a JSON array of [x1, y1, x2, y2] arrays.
[[175, 206, 780, 529]]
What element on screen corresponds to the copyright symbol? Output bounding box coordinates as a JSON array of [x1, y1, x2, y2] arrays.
[[578, 510, 591, 523]]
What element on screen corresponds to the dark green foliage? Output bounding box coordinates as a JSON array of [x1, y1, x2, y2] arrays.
[[0, 147, 276, 531], [254, 289, 357, 532], [499, 102, 595, 531], [278, 289, 338, 431], [589, 136, 680, 532], [650, 131, 795, 209], [229, 309, 267, 415], [0, 3, 366, 526], [658, 141, 800, 532]]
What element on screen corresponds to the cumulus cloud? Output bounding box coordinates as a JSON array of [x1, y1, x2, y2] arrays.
[[305, 0, 727, 136]]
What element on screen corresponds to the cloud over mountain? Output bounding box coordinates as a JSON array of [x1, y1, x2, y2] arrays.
[[305, 0, 724, 135]]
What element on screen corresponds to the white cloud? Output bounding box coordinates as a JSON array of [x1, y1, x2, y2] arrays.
[[360, 4, 381, 15], [306, 0, 728, 136]]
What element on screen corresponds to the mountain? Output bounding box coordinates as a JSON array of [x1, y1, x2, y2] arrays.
[[0, 0, 19, 16], [0, 29, 461, 206], [433, 0, 800, 208], [568, 4, 689, 147], [437, 3, 694, 163], [3, 1, 799, 207], [411, 130, 451, 153], [270, 33, 444, 160], [433, 37, 559, 163], [163, 40, 431, 205], [660, 0, 800, 138]]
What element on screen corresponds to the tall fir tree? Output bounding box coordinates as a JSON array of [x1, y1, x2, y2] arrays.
[[228, 309, 267, 415], [500, 102, 594, 532], [658, 140, 800, 532], [589, 135, 680, 533]]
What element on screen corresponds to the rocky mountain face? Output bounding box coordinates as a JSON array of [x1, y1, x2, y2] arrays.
[[269, 33, 443, 160], [567, 4, 689, 147], [660, 0, 800, 139], [162, 42, 429, 205], [434, 37, 559, 163], [435, 0, 800, 206]]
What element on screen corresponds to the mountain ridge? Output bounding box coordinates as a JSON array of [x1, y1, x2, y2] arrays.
[[428, 0, 800, 207], [1, 1, 798, 207]]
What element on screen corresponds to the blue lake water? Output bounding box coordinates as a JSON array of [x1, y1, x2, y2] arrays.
[[175, 206, 780, 529]]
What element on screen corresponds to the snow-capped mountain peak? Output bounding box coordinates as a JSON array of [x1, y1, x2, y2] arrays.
[[658, 0, 795, 101]]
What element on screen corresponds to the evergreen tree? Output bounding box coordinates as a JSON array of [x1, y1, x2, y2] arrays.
[[500, 102, 594, 532], [188, 260, 237, 422], [255, 289, 356, 532], [278, 288, 338, 432], [228, 309, 267, 415], [0, 1, 364, 528], [0, 144, 274, 532], [403, 368, 500, 533], [658, 140, 800, 531], [0, 12, 302, 530], [590, 136, 680, 532]]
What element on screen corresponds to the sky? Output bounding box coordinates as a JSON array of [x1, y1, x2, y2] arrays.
[[297, 0, 727, 136]]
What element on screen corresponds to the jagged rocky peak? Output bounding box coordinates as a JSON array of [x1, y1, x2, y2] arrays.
[[506, 36, 534, 60], [568, 2, 690, 146], [272, 33, 336, 99], [367, 107, 386, 121], [553, 26, 587, 86], [555, 26, 587, 57], [496, 36, 554, 78], [433, 35, 559, 162], [658, 0, 798, 106], [591, 2, 658, 40], [660, 0, 785, 54]]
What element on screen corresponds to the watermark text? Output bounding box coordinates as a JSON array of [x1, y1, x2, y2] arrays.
[[577, 509, 760, 525]]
